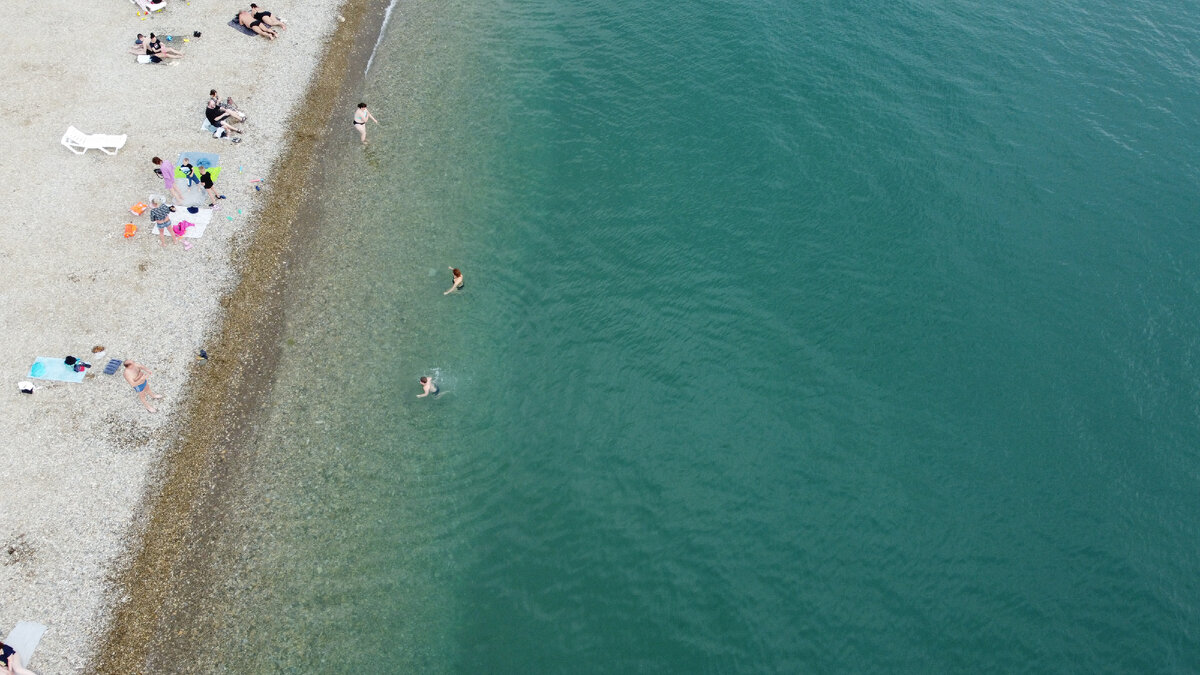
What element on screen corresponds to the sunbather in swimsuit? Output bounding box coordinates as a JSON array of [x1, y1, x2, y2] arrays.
[[249, 4, 286, 29], [238, 10, 277, 39]]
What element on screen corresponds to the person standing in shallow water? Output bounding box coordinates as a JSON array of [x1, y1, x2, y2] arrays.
[[353, 102, 379, 144], [444, 267, 464, 295]]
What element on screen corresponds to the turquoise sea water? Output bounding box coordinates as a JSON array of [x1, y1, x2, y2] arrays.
[[179, 0, 1200, 670]]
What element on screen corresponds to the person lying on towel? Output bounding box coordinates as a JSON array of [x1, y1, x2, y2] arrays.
[[237, 9, 278, 40], [249, 4, 286, 30]]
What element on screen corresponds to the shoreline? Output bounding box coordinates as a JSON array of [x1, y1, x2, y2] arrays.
[[0, 1, 383, 672], [93, 1, 384, 672]]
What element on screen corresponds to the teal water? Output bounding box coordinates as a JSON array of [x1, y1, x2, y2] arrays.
[[182, 0, 1200, 670]]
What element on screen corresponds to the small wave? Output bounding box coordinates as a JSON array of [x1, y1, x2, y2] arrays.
[[365, 0, 401, 76]]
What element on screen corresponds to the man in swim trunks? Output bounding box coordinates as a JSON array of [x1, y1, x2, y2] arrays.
[[249, 4, 287, 30], [123, 360, 164, 413], [417, 377, 439, 398], [237, 9, 277, 40]]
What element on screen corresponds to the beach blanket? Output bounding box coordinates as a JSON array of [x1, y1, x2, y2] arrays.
[[228, 18, 258, 36], [28, 357, 85, 383], [175, 152, 221, 181], [3, 622, 47, 667], [168, 207, 214, 238]]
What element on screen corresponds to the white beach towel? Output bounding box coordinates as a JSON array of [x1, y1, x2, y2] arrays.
[[3, 621, 47, 666], [168, 207, 214, 238]]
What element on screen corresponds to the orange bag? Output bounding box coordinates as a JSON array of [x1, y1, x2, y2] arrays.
[[130, 202, 148, 216], [123, 223, 137, 238]]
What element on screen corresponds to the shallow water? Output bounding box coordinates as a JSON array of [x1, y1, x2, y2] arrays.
[[177, 0, 1200, 670]]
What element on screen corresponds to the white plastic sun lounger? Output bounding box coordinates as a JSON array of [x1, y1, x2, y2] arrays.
[[3, 621, 47, 668], [131, 0, 166, 12], [61, 126, 127, 155]]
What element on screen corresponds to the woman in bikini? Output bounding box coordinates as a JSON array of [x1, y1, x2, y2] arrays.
[[353, 102, 379, 144], [444, 267, 464, 295]]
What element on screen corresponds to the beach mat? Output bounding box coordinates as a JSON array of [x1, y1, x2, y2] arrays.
[[168, 207, 214, 238], [4, 621, 47, 666], [175, 151, 219, 174], [103, 358, 123, 375], [228, 18, 257, 36], [28, 357, 86, 383], [175, 152, 221, 181]]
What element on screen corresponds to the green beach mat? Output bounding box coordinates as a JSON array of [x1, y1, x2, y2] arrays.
[[176, 151, 221, 181], [28, 357, 86, 383]]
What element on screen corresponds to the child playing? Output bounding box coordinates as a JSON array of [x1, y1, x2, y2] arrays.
[[201, 168, 225, 208], [180, 157, 201, 188]]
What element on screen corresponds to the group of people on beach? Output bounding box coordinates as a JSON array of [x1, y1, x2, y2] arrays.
[[128, 32, 185, 61], [111, 8, 437, 414]]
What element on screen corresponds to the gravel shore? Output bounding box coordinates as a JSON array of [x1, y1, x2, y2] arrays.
[[0, 2, 352, 671]]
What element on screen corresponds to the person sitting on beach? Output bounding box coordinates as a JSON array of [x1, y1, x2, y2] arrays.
[[444, 267, 464, 295], [209, 89, 247, 122], [417, 376, 439, 398], [145, 33, 184, 59], [128, 33, 147, 54], [249, 4, 287, 30], [206, 92, 244, 137], [0, 639, 38, 675], [237, 9, 278, 40], [123, 360, 164, 413]]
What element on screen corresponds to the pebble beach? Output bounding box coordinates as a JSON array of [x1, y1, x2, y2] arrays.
[[0, 1, 364, 671]]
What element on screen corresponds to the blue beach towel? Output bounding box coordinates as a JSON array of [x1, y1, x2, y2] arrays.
[[176, 151, 219, 173], [228, 18, 257, 36], [28, 357, 86, 383]]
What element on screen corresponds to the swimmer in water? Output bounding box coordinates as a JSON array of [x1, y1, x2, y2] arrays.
[[444, 267, 464, 295], [417, 376, 439, 398]]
